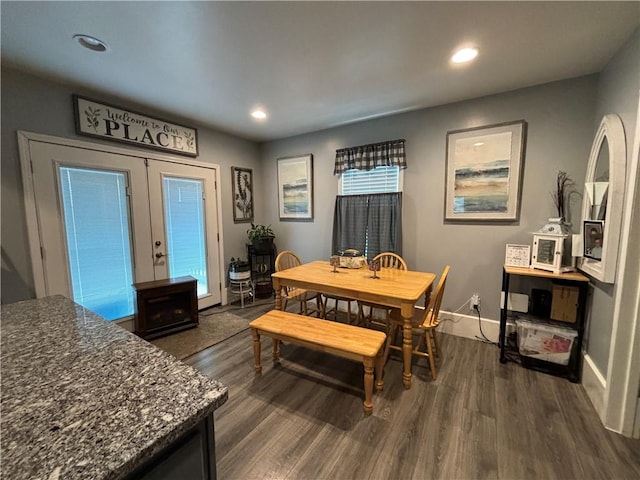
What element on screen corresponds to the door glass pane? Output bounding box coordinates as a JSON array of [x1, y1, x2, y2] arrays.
[[59, 167, 134, 320], [163, 177, 208, 295]]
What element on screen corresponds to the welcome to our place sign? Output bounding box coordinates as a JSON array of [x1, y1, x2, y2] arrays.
[[73, 95, 198, 157]]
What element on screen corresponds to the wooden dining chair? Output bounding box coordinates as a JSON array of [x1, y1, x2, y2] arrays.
[[320, 294, 355, 324], [356, 252, 408, 329], [383, 265, 450, 380], [274, 250, 321, 316]]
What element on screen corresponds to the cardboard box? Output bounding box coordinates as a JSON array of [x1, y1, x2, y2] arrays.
[[550, 284, 579, 323]]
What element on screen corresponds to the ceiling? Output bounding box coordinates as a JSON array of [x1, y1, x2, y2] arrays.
[[1, 2, 638, 142]]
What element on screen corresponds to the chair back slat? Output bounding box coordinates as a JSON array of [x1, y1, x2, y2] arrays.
[[275, 250, 302, 272], [275, 251, 304, 297], [373, 252, 407, 270], [422, 265, 450, 328]]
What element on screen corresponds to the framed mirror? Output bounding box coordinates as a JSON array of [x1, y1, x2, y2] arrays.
[[578, 114, 626, 283]]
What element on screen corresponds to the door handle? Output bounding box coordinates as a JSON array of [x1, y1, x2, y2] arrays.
[[155, 252, 168, 258]]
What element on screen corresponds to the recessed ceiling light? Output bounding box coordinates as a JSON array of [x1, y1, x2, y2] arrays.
[[73, 34, 108, 52], [473, 142, 485, 147], [451, 47, 478, 64], [251, 109, 267, 120]]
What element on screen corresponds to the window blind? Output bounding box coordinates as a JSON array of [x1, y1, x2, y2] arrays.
[[59, 167, 134, 320], [341, 166, 400, 195]]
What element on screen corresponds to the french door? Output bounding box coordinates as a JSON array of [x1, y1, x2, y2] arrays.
[[29, 141, 221, 320], [147, 161, 220, 308]]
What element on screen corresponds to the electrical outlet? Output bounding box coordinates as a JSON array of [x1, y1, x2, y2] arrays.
[[471, 293, 480, 310]]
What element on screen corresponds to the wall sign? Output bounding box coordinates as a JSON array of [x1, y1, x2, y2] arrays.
[[73, 95, 198, 157]]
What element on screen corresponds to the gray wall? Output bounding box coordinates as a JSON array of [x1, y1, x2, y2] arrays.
[[260, 76, 598, 321], [1, 67, 261, 304], [586, 28, 640, 375]]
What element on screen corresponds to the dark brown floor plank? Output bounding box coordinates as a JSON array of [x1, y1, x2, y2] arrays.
[[180, 305, 640, 480]]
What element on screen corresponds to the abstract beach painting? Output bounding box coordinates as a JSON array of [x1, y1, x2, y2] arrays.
[[453, 131, 511, 213], [277, 154, 313, 220], [445, 121, 526, 221]]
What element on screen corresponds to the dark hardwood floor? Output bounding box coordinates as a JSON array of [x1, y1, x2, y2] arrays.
[[185, 303, 640, 479]]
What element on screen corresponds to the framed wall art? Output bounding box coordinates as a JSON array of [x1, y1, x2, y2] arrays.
[[231, 167, 254, 223], [445, 120, 527, 221], [277, 154, 313, 221], [583, 220, 604, 261]]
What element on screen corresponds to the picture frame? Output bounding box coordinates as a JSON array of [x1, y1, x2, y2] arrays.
[[277, 154, 313, 221], [583, 220, 604, 261], [445, 120, 527, 221], [231, 167, 254, 223]]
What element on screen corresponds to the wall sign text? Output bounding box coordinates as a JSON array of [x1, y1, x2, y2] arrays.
[[73, 95, 198, 157]]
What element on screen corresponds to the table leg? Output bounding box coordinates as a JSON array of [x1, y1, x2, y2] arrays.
[[401, 302, 414, 389], [375, 347, 384, 392], [363, 357, 374, 416], [499, 268, 510, 363], [251, 328, 262, 374]]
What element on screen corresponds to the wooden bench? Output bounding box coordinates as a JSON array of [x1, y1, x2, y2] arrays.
[[249, 310, 387, 416]]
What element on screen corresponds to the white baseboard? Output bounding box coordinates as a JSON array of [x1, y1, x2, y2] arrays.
[[582, 353, 607, 423], [438, 310, 500, 343], [327, 302, 501, 343]]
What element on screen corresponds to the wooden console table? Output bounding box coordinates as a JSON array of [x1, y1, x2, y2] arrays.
[[134, 276, 198, 340], [499, 266, 589, 382]]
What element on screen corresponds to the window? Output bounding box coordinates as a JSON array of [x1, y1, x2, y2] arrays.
[[333, 140, 406, 258], [340, 166, 402, 195], [333, 167, 403, 258]]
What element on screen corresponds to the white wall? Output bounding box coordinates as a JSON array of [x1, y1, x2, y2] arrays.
[[259, 76, 599, 324], [1, 67, 261, 304]]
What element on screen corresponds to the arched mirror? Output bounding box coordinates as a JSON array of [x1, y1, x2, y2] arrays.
[[579, 114, 626, 283]]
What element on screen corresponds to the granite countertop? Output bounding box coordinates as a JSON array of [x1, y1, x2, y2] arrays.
[[1, 295, 228, 480]]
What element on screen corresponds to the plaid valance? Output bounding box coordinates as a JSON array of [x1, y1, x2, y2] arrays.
[[333, 139, 407, 175]]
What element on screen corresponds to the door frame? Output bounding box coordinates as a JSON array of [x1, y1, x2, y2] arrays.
[[17, 130, 228, 308], [603, 95, 640, 437]]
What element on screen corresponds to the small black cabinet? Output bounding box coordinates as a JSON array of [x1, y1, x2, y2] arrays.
[[499, 265, 589, 382], [247, 244, 276, 297], [133, 276, 198, 340]]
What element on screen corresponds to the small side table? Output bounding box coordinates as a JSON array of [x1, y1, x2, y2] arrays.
[[229, 279, 254, 308], [133, 276, 198, 340]]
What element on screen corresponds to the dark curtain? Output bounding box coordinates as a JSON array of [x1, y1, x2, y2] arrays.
[[332, 195, 368, 254], [367, 193, 402, 258], [332, 192, 402, 259]]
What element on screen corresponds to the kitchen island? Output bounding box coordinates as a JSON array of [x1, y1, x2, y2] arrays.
[[1, 295, 228, 480]]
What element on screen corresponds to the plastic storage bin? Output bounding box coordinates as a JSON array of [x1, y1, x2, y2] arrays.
[[516, 319, 577, 365]]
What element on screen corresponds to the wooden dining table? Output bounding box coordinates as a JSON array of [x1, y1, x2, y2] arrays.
[[271, 260, 436, 389]]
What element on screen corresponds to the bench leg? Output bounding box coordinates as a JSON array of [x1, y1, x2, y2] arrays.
[[363, 357, 374, 416], [272, 339, 280, 363], [375, 347, 385, 392], [251, 328, 262, 374]]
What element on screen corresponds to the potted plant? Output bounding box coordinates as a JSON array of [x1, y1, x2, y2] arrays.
[[247, 223, 275, 253], [229, 257, 251, 281]]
